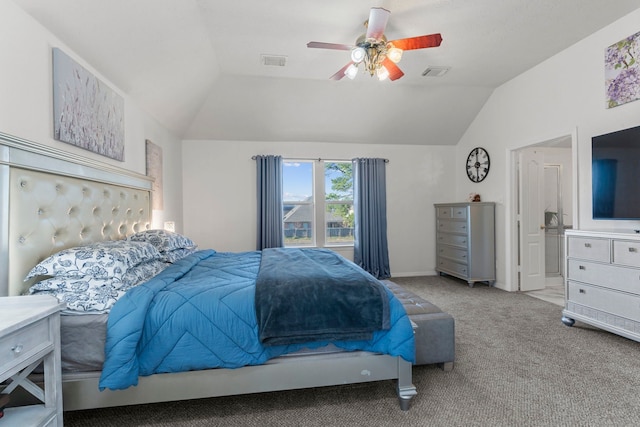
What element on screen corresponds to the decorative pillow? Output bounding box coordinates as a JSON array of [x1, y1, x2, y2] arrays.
[[162, 247, 198, 263], [29, 276, 125, 314], [25, 240, 162, 281], [126, 229, 196, 253], [120, 259, 169, 290]]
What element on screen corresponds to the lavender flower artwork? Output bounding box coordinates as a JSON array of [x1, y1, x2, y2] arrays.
[[605, 31, 640, 109], [52, 48, 124, 161]]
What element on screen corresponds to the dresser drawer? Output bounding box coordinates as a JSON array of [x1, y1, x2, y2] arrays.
[[567, 281, 640, 322], [436, 206, 468, 220], [567, 259, 640, 295], [436, 207, 452, 219], [437, 257, 469, 277], [437, 220, 468, 234], [0, 318, 50, 372], [451, 206, 467, 219], [567, 236, 610, 262], [437, 245, 468, 264], [613, 240, 640, 267], [436, 232, 468, 247]]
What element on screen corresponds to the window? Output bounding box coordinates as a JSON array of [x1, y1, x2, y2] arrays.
[[283, 161, 314, 246], [324, 161, 353, 245], [282, 160, 353, 247]]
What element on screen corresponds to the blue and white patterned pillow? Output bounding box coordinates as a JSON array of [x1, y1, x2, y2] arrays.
[[162, 247, 198, 263], [25, 240, 162, 281], [126, 229, 196, 253], [120, 259, 169, 290], [28, 259, 169, 313], [29, 276, 125, 314]]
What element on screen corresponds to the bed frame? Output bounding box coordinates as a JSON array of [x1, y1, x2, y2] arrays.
[[0, 132, 417, 411]]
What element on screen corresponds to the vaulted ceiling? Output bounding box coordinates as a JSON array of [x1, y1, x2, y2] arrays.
[[12, 0, 640, 145]]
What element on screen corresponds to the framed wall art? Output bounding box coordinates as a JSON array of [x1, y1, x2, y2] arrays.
[[52, 47, 125, 160], [146, 139, 163, 211], [605, 30, 640, 109]]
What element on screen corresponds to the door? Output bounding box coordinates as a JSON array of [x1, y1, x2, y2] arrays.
[[519, 148, 545, 291]]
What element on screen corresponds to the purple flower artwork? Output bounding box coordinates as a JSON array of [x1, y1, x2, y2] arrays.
[[605, 31, 640, 109]]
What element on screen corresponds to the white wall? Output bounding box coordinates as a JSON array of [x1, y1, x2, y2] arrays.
[[456, 8, 640, 290], [182, 140, 456, 277], [0, 1, 184, 231]]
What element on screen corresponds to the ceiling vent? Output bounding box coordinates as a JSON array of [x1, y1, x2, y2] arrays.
[[261, 54, 287, 67], [422, 66, 450, 77]]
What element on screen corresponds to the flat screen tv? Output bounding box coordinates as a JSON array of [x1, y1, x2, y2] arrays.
[[592, 124, 640, 220]]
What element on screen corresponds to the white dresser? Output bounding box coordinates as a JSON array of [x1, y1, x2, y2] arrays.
[[434, 202, 495, 287], [562, 230, 640, 342], [0, 296, 64, 426]]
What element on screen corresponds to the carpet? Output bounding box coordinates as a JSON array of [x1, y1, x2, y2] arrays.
[[64, 275, 640, 426]]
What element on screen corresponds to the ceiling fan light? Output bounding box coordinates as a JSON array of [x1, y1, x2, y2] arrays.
[[351, 47, 366, 63], [377, 66, 389, 81], [345, 64, 358, 80], [387, 47, 403, 63]]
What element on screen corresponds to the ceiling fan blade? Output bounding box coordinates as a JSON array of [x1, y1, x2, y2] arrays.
[[365, 7, 390, 40], [307, 41, 353, 51], [330, 62, 354, 81], [382, 58, 404, 81], [389, 33, 443, 50]]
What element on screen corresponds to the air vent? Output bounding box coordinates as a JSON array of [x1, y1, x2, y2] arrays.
[[261, 54, 287, 67], [422, 66, 450, 77]]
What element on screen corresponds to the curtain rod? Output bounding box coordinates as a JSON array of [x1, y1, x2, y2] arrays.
[[251, 156, 389, 163]]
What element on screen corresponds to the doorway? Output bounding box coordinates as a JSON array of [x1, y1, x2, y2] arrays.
[[512, 133, 576, 295]]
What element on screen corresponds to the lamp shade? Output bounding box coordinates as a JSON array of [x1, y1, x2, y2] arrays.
[[351, 47, 366, 63], [345, 64, 358, 79], [387, 47, 403, 63]]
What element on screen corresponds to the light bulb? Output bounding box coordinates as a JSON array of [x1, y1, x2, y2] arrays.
[[377, 66, 389, 81], [351, 47, 366, 63], [387, 47, 403, 63], [345, 64, 358, 80]]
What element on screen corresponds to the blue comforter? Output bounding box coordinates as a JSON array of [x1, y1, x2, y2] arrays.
[[99, 249, 414, 391]]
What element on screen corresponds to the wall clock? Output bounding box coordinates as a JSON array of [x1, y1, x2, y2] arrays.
[[466, 147, 490, 183]]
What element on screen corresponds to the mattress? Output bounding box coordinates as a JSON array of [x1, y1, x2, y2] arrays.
[[60, 313, 108, 372], [59, 313, 350, 374]]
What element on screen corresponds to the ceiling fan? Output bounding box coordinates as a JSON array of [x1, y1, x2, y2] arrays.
[[307, 7, 442, 81]]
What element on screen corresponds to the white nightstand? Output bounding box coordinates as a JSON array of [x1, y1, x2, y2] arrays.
[[0, 295, 64, 426]]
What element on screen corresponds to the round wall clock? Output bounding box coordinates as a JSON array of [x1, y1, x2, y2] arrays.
[[466, 147, 490, 183]]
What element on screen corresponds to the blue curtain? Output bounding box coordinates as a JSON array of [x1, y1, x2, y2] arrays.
[[352, 158, 390, 279], [256, 155, 283, 250]]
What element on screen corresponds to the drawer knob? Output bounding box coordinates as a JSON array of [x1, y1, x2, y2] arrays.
[[629, 247, 637, 253], [579, 265, 586, 270], [11, 344, 23, 354], [584, 243, 591, 248], [579, 289, 586, 294]]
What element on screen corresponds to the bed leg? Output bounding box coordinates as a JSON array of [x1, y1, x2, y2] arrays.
[[396, 358, 417, 410]]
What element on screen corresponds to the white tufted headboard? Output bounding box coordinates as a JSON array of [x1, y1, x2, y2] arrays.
[[1, 132, 153, 296]]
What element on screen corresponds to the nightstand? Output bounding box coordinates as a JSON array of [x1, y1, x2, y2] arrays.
[[0, 295, 65, 426]]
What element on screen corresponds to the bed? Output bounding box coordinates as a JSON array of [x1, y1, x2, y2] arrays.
[[0, 132, 417, 411]]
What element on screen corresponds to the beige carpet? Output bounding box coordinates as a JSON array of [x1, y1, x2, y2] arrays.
[[64, 275, 640, 426]]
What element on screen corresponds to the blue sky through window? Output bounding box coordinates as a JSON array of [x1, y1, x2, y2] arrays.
[[283, 161, 351, 202], [283, 161, 312, 201]]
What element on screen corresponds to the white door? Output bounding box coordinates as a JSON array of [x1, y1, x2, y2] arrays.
[[519, 148, 545, 291]]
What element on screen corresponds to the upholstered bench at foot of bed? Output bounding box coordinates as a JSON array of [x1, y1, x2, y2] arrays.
[[383, 280, 455, 371]]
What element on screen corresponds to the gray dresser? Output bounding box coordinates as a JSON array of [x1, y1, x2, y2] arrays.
[[434, 202, 495, 287], [562, 230, 640, 342]]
